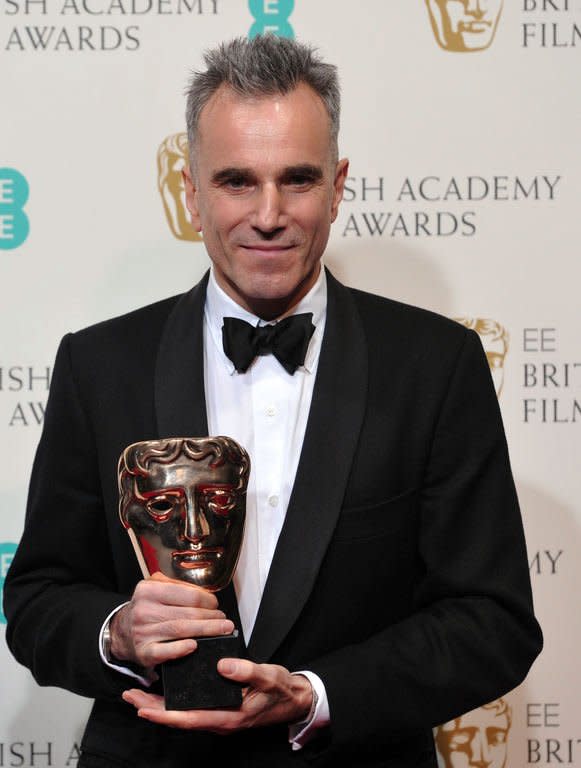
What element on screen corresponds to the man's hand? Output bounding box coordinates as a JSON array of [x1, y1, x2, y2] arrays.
[[109, 572, 234, 668], [122, 659, 313, 732]]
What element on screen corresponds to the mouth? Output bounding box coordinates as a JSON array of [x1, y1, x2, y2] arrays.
[[459, 20, 492, 32], [172, 547, 224, 569], [239, 244, 295, 253]]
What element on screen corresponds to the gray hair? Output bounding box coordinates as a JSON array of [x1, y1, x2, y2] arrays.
[[185, 36, 340, 169]]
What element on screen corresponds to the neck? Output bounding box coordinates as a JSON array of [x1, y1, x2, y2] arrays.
[[217, 265, 321, 321]]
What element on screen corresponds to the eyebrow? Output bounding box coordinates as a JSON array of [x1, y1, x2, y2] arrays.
[[211, 164, 324, 185]]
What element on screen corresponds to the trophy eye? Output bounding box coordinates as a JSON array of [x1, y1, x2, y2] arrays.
[[449, 731, 472, 749], [205, 490, 236, 517], [146, 496, 177, 522]]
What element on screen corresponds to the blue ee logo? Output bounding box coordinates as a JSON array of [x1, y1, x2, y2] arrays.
[[1, 542, 17, 624], [0, 168, 30, 250], [248, 0, 294, 39]]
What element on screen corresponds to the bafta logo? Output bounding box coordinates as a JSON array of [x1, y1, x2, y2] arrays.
[[454, 317, 509, 397], [425, 0, 504, 52], [157, 133, 202, 242], [435, 698, 512, 768]]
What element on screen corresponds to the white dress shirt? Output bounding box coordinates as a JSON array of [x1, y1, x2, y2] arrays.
[[101, 265, 330, 748], [204, 266, 329, 747]]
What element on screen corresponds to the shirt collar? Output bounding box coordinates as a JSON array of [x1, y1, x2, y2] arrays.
[[204, 265, 327, 375]]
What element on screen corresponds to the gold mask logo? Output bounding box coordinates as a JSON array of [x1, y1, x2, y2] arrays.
[[157, 133, 202, 242], [425, 0, 504, 52], [454, 318, 509, 397], [435, 698, 512, 768]]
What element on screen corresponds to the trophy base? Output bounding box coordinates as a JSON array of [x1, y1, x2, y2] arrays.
[[162, 631, 243, 710]]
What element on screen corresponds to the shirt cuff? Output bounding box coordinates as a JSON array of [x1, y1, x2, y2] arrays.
[[288, 670, 330, 751], [99, 602, 156, 687]]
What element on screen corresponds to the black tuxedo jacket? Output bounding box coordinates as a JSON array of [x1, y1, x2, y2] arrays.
[[5, 270, 542, 768]]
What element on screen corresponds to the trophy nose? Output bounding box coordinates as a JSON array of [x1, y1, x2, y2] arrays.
[[183, 492, 210, 543], [466, 0, 486, 19]]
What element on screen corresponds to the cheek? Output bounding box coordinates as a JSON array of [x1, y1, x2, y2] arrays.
[[202, 197, 248, 233], [224, 513, 244, 545], [445, 2, 465, 24], [293, 199, 333, 235]]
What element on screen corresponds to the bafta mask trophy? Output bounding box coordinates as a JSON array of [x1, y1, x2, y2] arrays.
[[118, 436, 250, 710]]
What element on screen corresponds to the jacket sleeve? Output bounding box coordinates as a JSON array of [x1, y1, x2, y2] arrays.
[[307, 329, 542, 749], [4, 334, 132, 700]]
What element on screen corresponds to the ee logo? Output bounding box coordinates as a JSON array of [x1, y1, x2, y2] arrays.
[[248, 0, 294, 39], [1, 542, 17, 624], [0, 168, 30, 250]]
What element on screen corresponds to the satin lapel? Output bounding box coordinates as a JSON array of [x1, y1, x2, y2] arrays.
[[247, 270, 368, 662], [154, 273, 209, 439]]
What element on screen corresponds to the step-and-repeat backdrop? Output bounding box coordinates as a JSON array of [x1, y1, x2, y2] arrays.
[[1, 2, 579, 765]]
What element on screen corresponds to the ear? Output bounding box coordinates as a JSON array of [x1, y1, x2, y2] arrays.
[[182, 166, 202, 233], [331, 158, 349, 223]]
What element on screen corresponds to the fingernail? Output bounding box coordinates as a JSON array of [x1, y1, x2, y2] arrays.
[[219, 659, 236, 675], [223, 620, 234, 634]]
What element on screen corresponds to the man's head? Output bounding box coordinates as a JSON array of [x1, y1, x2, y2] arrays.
[[182, 36, 349, 319], [185, 36, 341, 170], [119, 437, 250, 591], [435, 699, 512, 768], [454, 317, 509, 396], [426, 0, 504, 52]]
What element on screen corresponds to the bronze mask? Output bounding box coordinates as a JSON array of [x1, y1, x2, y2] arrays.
[[118, 436, 250, 592]]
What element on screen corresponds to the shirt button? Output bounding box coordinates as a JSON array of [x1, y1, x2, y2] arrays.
[[268, 495, 279, 507], [266, 405, 276, 417]]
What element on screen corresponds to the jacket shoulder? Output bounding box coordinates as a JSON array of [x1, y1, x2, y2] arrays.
[[70, 294, 182, 349], [347, 286, 472, 351]]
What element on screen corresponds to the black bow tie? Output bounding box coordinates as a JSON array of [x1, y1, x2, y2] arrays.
[[222, 313, 316, 375]]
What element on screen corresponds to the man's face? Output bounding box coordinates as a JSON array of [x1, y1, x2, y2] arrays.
[[184, 83, 348, 318], [426, 0, 503, 52], [436, 707, 510, 768], [124, 453, 245, 591]]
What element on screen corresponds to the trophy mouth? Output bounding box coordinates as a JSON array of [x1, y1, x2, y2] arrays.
[[459, 20, 492, 33], [172, 547, 224, 569]]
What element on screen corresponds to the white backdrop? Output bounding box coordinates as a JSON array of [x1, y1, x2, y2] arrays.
[[1, 1, 579, 765]]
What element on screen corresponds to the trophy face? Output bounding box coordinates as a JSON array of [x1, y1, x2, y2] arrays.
[[425, 0, 503, 52], [119, 437, 250, 592]]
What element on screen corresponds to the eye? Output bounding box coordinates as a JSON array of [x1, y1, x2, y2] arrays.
[[146, 496, 178, 522], [224, 175, 251, 191], [449, 731, 472, 749], [287, 174, 314, 187], [204, 490, 236, 517]]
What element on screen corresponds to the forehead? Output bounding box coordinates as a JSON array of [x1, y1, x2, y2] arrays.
[[138, 455, 238, 492], [196, 83, 334, 170], [456, 708, 508, 729]]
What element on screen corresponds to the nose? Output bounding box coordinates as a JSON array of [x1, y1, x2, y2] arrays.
[[466, 0, 485, 18], [469, 733, 492, 768], [183, 492, 210, 543], [251, 182, 285, 235]]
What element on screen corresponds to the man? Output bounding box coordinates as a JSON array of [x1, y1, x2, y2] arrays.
[[4, 36, 541, 768], [425, 0, 504, 52]]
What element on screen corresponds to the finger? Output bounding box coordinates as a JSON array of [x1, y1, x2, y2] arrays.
[[217, 658, 272, 687], [153, 618, 235, 642], [123, 689, 165, 711], [131, 601, 229, 627], [140, 638, 197, 667], [140, 581, 220, 611], [135, 705, 242, 731], [148, 571, 175, 584]]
